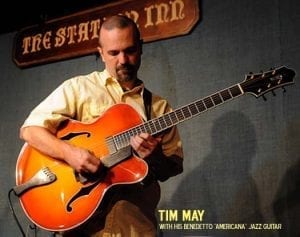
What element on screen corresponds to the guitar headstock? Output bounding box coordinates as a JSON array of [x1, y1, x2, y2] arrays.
[[241, 66, 296, 98]]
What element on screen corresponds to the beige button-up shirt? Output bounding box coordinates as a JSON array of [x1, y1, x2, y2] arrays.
[[22, 69, 183, 158]]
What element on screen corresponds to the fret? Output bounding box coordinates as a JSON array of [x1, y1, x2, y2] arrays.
[[220, 89, 232, 101], [141, 124, 147, 133], [143, 122, 152, 134], [113, 135, 121, 149], [123, 135, 130, 147], [140, 124, 146, 133], [170, 111, 179, 124], [211, 93, 223, 105], [188, 103, 199, 116], [124, 132, 130, 143], [116, 134, 122, 147], [229, 85, 242, 97], [195, 100, 206, 112], [158, 117, 167, 130], [128, 129, 134, 139], [182, 106, 192, 119], [135, 125, 142, 135], [175, 109, 185, 121], [153, 118, 162, 131], [149, 120, 157, 134], [116, 133, 128, 149], [203, 96, 214, 108], [164, 113, 173, 127]]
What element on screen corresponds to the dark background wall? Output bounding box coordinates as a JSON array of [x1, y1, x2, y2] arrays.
[[0, 0, 299, 236]]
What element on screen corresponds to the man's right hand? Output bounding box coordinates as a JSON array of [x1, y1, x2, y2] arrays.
[[62, 145, 102, 174], [20, 126, 102, 174]]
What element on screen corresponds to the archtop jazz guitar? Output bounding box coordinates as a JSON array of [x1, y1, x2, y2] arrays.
[[15, 66, 295, 231]]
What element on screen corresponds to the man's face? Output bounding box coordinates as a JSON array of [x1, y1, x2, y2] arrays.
[[98, 26, 142, 83]]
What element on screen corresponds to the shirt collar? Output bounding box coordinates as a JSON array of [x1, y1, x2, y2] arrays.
[[103, 69, 144, 94]]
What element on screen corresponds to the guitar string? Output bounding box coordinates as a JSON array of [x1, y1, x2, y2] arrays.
[[66, 88, 237, 159]]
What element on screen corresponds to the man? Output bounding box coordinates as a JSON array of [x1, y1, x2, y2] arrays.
[[20, 15, 183, 236]]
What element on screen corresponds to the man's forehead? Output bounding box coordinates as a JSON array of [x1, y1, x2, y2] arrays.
[[100, 27, 137, 48]]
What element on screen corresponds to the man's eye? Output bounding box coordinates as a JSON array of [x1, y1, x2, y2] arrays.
[[108, 51, 119, 56], [125, 47, 137, 54]]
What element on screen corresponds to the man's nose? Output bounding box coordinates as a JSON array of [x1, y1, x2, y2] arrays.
[[118, 52, 129, 64]]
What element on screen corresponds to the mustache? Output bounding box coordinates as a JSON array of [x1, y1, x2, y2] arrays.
[[116, 64, 134, 72]]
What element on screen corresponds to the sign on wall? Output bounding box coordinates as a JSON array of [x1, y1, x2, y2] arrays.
[[13, 0, 199, 68]]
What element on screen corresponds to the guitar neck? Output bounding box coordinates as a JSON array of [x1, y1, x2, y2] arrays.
[[113, 83, 244, 149]]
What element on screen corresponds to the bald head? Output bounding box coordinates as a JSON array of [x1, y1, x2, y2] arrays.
[[99, 15, 141, 47]]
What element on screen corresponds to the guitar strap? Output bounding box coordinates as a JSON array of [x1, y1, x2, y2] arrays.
[[143, 87, 152, 121]]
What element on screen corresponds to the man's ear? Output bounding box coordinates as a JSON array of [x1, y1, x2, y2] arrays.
[[97, 46, 105, 62]]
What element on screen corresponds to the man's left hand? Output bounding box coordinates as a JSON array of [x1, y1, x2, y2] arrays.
[[130, 133, 162, 158]]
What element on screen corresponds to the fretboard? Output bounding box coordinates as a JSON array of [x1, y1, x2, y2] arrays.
[[113, 83, 244, 149]]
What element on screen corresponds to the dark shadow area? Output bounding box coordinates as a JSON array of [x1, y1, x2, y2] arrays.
[[273, 120, 300, 237], [162, 111, 269, 237]]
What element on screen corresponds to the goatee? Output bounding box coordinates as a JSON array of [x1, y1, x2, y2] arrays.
[[116, 64, 136, 82]]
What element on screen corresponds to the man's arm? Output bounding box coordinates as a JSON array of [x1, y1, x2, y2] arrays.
[[20, 126, 101, 173]]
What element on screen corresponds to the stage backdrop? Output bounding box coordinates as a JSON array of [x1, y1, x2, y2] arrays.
[[0, 0, 299, 236]]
